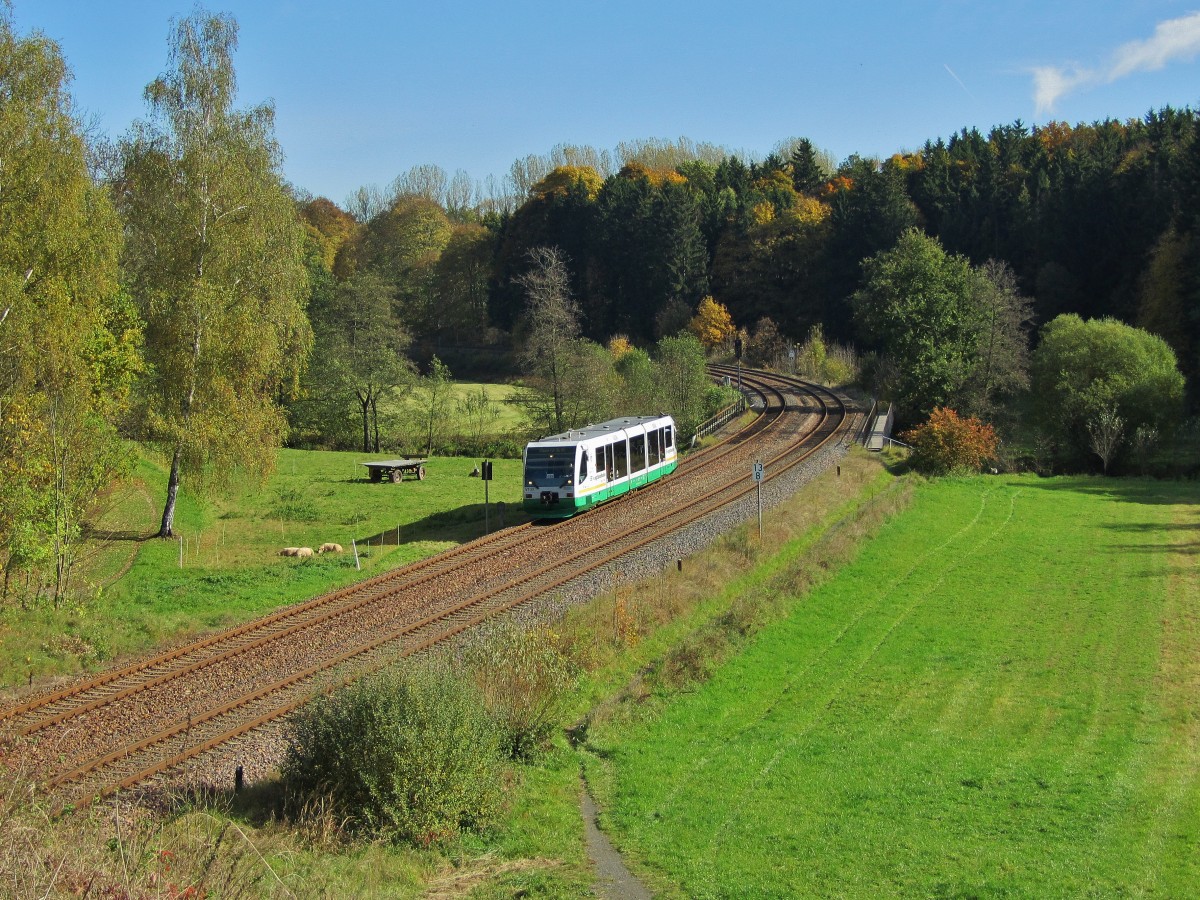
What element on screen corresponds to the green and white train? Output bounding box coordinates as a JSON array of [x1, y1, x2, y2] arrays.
[[522, 414, 678, 519]]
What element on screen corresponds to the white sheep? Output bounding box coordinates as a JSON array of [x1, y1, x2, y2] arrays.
[[294, 547, 314, 559], [279, 547, 300, 557], [318, 542, 343, 554]]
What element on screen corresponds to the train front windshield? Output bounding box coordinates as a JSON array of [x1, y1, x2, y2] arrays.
[[525, 447, 575, 485]]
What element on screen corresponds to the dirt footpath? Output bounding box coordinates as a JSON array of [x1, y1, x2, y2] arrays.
[[581, 781, 653, 899]]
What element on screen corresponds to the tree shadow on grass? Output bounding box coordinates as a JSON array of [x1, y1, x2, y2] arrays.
[[1016, 476, 1200, 507], [80, 524, 156, 542], [1105, 542, 1200, 556], [358, 502, 529, 547]]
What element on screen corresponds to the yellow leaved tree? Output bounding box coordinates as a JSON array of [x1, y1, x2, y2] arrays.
[[607, 335, 634, 360], [689, 297, 736, 350]]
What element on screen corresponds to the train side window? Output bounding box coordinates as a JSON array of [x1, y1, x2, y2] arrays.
[[665, 424, 674, 449], [580, 450, 589, 480], [597, 444, 606, 479], [631, 434, 646, 471], [649, 429, 660, 464]]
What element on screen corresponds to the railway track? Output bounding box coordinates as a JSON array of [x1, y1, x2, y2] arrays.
[[0, 369, 858, 810], [0, 380, 777, 736]]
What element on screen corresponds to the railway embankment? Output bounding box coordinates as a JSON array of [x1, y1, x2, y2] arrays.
[[2, 429, 901, 897]]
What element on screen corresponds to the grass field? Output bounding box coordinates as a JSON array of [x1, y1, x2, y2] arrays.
[[8, 452, 1199, 897], [587, 475, 1200, 898], [0, 447, 527, 688], [447, 381, 528, 432]]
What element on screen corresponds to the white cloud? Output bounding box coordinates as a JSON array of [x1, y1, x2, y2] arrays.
[[1110, 11, 1200, 79], [1032, 11, 1200, 114], [1032, 64, 1097, 115]]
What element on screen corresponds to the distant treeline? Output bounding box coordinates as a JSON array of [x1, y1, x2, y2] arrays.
[[300, 110, 1200, 391], [3, 1, 1197, 606]]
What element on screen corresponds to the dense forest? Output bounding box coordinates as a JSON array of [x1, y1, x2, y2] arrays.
[[2, 6, 1198, 603], [318, 111, 1199, 386], [293, 107, 1200, 436]]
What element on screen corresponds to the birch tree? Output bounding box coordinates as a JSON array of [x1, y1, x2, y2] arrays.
[[517, 247, 580, 434], [0, 10, 135, 604], [117, 10, 311, 537]]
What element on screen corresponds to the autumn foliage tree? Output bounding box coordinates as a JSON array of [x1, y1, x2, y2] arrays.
[[0, 11, 137, 603], [901, 408, 998, 475], [689, 296, 735, 350]]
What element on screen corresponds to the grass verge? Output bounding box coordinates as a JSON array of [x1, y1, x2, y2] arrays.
[[584, 474, 1200, 898]]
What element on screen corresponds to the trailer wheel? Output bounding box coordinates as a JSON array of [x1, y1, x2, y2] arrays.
[[417, 465, 426, 481], [390, 469, 403, 483]]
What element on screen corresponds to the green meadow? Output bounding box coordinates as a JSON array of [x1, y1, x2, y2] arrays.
[[445, 381, 528, 432], [0, 448, 526, 687], [9, 452, 1200, 898], [587, 475, 1200, 898]]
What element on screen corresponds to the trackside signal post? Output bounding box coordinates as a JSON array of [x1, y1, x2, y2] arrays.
[[734, 336, 743, 391], [752, 459, 764, 539], [481, 460, 494, 533]]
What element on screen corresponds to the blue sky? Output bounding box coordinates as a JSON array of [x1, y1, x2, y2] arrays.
[[13, 1, 1200, 206]]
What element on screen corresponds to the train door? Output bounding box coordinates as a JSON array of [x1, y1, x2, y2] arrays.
[[628, 427, 646, 487], [612, 437, 629, 480]]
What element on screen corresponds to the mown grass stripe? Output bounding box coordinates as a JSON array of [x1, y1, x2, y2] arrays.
[[643, 484, 1005, 827], [594, 475, 1200, 898]]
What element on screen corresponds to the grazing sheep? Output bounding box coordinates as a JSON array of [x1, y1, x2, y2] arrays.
[[294, 547, 314, 559], [318, 542, 343, 554], [279, 547, 300, 557]]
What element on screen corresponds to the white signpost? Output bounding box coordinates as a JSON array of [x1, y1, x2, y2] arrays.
[[752, 460, 764, 538]]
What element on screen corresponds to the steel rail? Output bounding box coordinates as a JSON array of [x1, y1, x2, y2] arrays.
[[1, 374, 769, 733], [47, 372, 834, 808]]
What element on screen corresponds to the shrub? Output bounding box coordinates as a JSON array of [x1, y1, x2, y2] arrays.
[[794, 324, 860, 385], [901, 407, 998, 475], [281, 666, 502, 843], [464, 623, 578, 759], [1030, 314, 1185, 470], [653, 630, 724, 691]]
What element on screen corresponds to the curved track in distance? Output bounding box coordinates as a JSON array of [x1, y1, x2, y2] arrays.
[[0, 370, 857, 810]]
